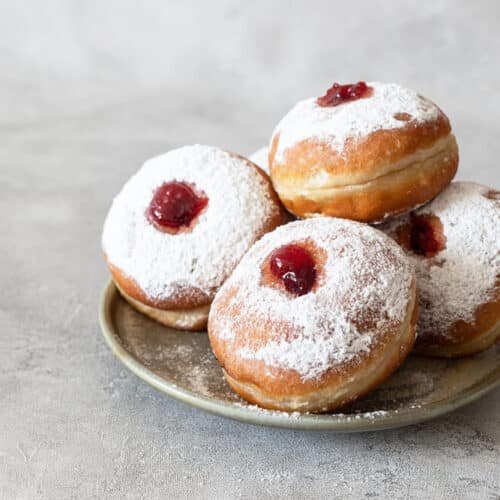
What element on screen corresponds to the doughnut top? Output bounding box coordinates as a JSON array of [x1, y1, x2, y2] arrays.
[[383, 182, 500, 339], [210, 218, 414, 381], [102, 145, 282, 304], [271, 82, 441, 162]]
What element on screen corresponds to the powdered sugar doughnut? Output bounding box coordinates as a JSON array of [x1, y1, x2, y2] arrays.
[[269, 81, 458, 222], [381, 181, 500, 357], [208, 218, 417, 412], [102, 145, 286, 330], [249, 147, 269, 174]]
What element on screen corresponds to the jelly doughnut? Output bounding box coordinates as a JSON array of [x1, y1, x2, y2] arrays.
[[269, 81, 458, 222], [102, 145, 286, 330], [382, 181, 500, 357], [208, 218, 417, 412]]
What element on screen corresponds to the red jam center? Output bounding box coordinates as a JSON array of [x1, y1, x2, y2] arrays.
[[269, 244, 316, 296], [147, 181, 208, 230], [409, 214, 445, 258], [317, 81, 372, 107]]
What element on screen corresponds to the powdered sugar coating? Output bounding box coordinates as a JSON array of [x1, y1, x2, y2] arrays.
[[102, 145, 281, 302], [271, 82, 440, 162], [210, 218, 415, 380], [382, 182, 500, 340], [249, 147, 269, 174]]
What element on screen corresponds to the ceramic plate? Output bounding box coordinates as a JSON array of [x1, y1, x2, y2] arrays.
[[99, 281, 500, 431]]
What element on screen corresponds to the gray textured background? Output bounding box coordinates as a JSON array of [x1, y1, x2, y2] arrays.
[[1, 1, 499, 499]]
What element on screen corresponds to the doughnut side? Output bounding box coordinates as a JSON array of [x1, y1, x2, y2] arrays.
[[209, 278, 417, 412], [275, 135, 458, 222], [116, 282, 209, 331], [269, 113, 458, 221], [270, 110, 452, 186], [414, 285, 500, 357], [107, 259, 212, 310]]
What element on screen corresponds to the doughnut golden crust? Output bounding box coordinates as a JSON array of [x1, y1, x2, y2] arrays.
[[108, 263, 211, 331], [220, 303, 417, 412], [269, 82, 458, 222], [208, 218, 417, 412], [381, 182, 500, 357], [415, 297, 500, 358], [102, 145, 286, 331]]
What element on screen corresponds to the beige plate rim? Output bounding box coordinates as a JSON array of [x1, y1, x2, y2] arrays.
[[99, 280, 500, 432]]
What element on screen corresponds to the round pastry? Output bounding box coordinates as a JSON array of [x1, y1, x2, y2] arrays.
[[250, 147, 298, 223], [381, 181, 500, 357], [269, 81, 459, 222], [208, 218, 417, 412], [102, 145, 286, 331], [249, 147, 269, 174]]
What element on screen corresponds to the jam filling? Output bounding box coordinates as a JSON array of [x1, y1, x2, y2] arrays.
[[269, 244, 316, 296], [317, 81, 372, 107], [408, 214, 446, 257], [147, 181, 208, 231]]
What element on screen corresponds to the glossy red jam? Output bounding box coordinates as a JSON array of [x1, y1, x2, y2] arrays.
[[409, 214, 445, 257], [317, 81, 372, 107], [147, 181, 208, 230], [269, 244, 316, 296]]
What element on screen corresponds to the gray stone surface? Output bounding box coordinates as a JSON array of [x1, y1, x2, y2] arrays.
[[1, 1, 499, 498]]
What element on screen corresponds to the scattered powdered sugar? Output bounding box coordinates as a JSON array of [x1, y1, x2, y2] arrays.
[[232, 402, 302, 419], [271, 82, 440, 162], [383, 182, 500, 339], [211, 218, 414, 380], [231, 402, 412, 421], [102, 145, 280, 301], [249, 146, 269, 174], [334, 410, 390, 421]]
